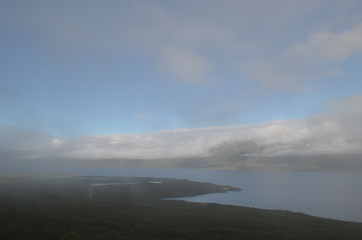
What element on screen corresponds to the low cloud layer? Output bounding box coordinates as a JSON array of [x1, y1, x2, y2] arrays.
[[1, 96, 361, 171]]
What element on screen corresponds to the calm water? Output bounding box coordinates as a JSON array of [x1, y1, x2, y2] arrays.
[[3, 167, 362, 222], [62, 168, 362, 223]]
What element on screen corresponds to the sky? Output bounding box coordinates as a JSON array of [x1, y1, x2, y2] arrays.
[[1, 0, 362, 170]]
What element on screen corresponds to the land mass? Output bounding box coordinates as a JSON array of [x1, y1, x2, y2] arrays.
[[0, 176, 362, 240]]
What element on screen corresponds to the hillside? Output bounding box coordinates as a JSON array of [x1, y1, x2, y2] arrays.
[[0, 176, 362, 240]]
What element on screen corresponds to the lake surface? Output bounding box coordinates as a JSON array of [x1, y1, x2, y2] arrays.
[[3, 167, 362, 222]]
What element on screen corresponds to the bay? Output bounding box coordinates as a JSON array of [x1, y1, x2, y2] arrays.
[[3, 167, 362, 222], [69, 168, 362, 223]]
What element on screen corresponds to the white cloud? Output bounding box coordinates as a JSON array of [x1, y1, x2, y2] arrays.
[[286, 23, 362, 63], [1, 96, 362, 170], [50, 138, 64, 146], [160, 46, 213, 82], [42, 98, 361, 160]]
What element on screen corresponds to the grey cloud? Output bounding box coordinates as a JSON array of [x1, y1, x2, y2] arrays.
[[240, 58, 306, 87], [286, 23, 362, 63], [1, 98, 362, 171], [3, 0, 353, 85], [0, 128, 50, 172], [240, 23, 362, 87], [45, 97, 362, 161], [159, 46, 214, 82], [330, 96, 362, 111], [0, 128, 49, 151]]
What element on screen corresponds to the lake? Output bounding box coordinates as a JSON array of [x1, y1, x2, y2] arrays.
[[3, 167, 362, 222]]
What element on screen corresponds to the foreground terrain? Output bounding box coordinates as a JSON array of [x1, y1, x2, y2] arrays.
[[0, 176, 362, 239]]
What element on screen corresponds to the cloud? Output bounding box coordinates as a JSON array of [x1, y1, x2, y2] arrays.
[[160, 46, 213, 82], [1, 1, 362, 171], [215, 99, 244, 111], [40, 96, 362, 159], [2, 0, 360, 90], [132, 113, 155, 121], [0, 128, 49, 167], [286, 23, 362, 63], [327, 69, 343, 76], [1, 96, 362, 170], [330, 95, 362, 111], [42, 109, 359, 170], [172, 98, 244, 128], [0, 0, 335, 86], [240, 58, 304, 87], [0, 127, 49, 151], [240, 23, 362, 87], [50, 138, 64, 146]]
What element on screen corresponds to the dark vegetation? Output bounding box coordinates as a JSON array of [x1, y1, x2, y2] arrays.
[[0, 176, 362, 240]]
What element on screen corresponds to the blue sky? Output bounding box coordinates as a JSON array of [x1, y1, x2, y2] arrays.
[[1, 1, 362, 167]]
